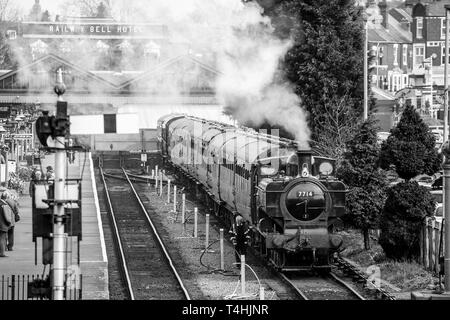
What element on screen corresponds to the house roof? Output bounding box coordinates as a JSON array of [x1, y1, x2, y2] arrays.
[[368, 9, 412, 43], [389, 8, 412, 24], [425, 0, 450, 16], [0, 53, 119, 89], [0, 52, 221, 94], [118, 54, 221, 89]]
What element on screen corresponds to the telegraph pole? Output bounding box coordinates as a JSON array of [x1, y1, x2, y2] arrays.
[[52, 68, 68, 300]]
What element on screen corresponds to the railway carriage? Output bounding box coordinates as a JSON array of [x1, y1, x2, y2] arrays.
[[157, 114, 347, 271]]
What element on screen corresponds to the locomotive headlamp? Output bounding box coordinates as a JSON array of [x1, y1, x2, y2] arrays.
[[301, 164, 309, 177], [318, 161, 334, 175]]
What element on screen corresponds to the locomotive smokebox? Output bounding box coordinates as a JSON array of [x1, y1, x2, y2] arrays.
[[297, 149, 312, 177]]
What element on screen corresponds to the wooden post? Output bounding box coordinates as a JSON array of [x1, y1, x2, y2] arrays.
[[205, 214, 210, 250], [424, 218, 429, 269], [173, 185, 177, 212], [428, 219, 434, 270], [167, 180, 171, 203], [159, 172, 163, 196], [435, 221, 441, 273], [420, 223, 424, 267], [181, 194, 186, 224], [220, 228, 224, 271]]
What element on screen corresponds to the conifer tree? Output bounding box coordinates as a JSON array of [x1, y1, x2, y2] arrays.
[[336, 117, 387, 249], [378, 104, 439, 260], [379, 104, 441, 180]]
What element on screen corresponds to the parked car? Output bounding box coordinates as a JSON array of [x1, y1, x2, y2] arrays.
[[433, 204, 443, 224], [413, 174, 434, 189]]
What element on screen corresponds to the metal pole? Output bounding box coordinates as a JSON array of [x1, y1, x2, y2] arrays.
[[445, 6, 450, 293], [220, 228, 224, 271], [194, 207, 198, 238], [364, 19, 368, 120], [205, 213, 210, 250], [444, 8, 449, 144], [52, 68, 67, 300], [5, 151, 8, 185], [444, 158, 450, 292], [15, 140, 19, 172]]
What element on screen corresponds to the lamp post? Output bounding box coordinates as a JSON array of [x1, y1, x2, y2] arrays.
[[423, 54, 436, 116], [444, 6, 450, 145], [364, 17, 369, 120], [444, 4, 450, 294]]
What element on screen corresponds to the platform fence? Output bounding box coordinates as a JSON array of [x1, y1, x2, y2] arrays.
[[0, 274, 82, 300]]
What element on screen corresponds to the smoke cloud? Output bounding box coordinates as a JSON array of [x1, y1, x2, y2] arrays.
[[11, 0, 310, 145]]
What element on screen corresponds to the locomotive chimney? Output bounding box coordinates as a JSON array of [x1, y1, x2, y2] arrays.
[[297, 149, 312, 177]]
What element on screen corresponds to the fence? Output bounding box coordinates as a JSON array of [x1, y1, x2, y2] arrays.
[[419, 217, 445, 274], [1, 274, 82, 300]]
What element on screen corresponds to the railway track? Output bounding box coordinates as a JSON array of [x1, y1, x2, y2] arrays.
[[100, 167, 191, 300], [279, 272, 366, 300]]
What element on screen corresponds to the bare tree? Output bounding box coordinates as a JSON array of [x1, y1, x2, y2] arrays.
[[59, 0, 112, 18], [0, 0, 21, 21], [312, 95, 360, 161]]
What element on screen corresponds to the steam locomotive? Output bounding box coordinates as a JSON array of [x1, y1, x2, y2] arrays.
[[157, 114, 347, 271]]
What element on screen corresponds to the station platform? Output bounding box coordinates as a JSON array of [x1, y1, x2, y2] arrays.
[[0, 152, 109, 300]]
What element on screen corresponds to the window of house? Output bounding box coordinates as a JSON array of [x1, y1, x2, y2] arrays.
[[443, 46, 450, 65], [414, 45, 425, 67], [378, 46, 384, 65], [442, 18, 447, 40], [6, 30, 16, 40], [417, 17, 423, 39], [393, 44, 399, 66], [402, 44, 408, 66]]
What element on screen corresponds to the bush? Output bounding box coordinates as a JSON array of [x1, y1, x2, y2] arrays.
[[18, 166, 33, 182], [379, 182, 435, 260], [379, 104, 441, 180], [336, 117, 387, 249]]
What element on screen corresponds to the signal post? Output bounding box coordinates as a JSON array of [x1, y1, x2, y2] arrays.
[[52, 69, 68, 300]]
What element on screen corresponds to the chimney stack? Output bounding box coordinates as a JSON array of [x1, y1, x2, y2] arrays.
[[379, 0, 388, 29]]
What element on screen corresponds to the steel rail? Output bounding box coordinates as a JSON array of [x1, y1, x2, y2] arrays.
[[334, 256, 396, 300], [100, 167, 135, 300], [278, 273, 309, 300], [328, 272, 366, 300], [122, 168, 191, 300]]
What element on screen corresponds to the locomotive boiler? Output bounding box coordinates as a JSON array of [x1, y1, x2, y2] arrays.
[[157, 114, 347, 271]]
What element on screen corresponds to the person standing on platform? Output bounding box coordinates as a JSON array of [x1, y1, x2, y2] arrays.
[[2, 191, 19, 252], [45, 166, 55, 181], [29, 168, 42, 197], [0, 188, 11, 257]]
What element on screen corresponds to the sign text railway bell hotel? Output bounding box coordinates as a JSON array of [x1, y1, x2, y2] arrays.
[[21, 22, 167, 39]]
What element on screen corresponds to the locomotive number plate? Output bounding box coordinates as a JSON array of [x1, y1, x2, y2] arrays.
[[298, 191, 314, 197]]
